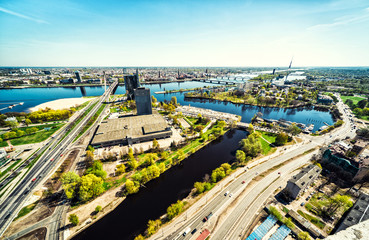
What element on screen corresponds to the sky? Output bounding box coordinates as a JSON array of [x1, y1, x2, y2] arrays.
[[0, 0, 369, 67]]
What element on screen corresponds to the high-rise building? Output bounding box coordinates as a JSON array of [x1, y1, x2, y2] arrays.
[[124, 69, 140, 100], [75, 71, 82, 83], [134, 87, 152, 115]]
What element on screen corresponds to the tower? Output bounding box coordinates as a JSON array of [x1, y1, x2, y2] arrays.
[[134, 87, 152, 115], [75, 71, 82, 83], [124, 69, 140, 100]]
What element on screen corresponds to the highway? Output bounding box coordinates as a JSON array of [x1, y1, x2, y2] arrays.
[[151, 94, 356, 240], [0, 81, 117, 237]]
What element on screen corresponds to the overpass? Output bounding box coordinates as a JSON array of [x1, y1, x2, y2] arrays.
[[0, 80, 118, 237]]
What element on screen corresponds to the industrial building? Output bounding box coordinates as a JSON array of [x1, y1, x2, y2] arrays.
[[134, 87, 152, 115], [284, 164, 322, 200], [90, 114, 172, 147], [124, 69, 140, 100], [336, 192, 369, 232]]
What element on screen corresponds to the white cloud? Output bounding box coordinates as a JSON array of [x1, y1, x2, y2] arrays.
[[308, 7, 369, 31], [0, 6, 49, 24]]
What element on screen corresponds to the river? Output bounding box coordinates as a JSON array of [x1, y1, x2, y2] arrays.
[[0, 82, 333, 132]]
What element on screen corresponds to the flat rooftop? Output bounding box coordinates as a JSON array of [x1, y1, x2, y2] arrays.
[[91, 114, 171, 145]]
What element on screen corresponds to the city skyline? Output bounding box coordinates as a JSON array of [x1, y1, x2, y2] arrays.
[[1, 0, 369, 67]]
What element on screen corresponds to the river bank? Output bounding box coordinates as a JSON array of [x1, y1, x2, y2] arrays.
[[184, 95, 312, 109], [29, 98, 93, 112]]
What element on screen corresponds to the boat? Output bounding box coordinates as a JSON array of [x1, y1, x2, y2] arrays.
[[303, 124, 314, 133], [19, 102, 24, 105]]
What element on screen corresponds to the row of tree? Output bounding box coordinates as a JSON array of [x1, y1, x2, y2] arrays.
[[1, 127, 38, 140]]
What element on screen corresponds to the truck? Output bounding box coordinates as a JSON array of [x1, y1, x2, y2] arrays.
[[183, 227, 191, 236], [203, 212, 213, 222]]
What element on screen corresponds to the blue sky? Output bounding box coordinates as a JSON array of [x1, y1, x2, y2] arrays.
[[0, 0, 368, 67]]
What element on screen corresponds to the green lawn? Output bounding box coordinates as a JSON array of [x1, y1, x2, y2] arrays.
[[257, 130, 277, 155], [10, 123, 64, 146], [0, 141, 8, 147], [14, 201, 39, 221], [340, 95, 366, 105]]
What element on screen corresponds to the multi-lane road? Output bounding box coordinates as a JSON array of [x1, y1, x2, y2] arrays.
[[0, 81, 117, 237], [151, 94, 356, 240]]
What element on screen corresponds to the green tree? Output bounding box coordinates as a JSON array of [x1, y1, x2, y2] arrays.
[[288, 123, 302, 135], [125, 179, 139, 194], [87, 145, 95, 152], [86, 161, 107, 179], [61, 172, 81, 199], [151, 95, 157, 104], [235, 150, 246, 164], [171, 96, 177, 106], [146, 219, 161, 237], [78, 174, 105, 201], [194, 182, 205, 194], [275, 132, 288, 146], [0, 137, 2, 143], [69, 214, 79, 226], [220, 163, 231, 175], [152, 138, 159, 150], [134, 235, 145, 240], [298, 231, 311, 240], [25, 119, 32, 126], [248, 123, 254, 133], [95, 205, 102, 213], [115, 164, 126, 176], [211, 167, 226, 183], [167, 200, 184, 220], [240, 133, 262, 157]]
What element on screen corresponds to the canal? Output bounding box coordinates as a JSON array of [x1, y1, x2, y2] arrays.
[[73, 129, 247, 240]]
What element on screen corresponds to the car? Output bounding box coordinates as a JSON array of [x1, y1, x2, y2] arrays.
[[50, 158, 54, 161], [229, 193, 233, 197], [60, 154, 63, 157], [242, 181, 245, 184], [278, 172, 281, 174], [224, 191, 229, 196], [32, 178, 36, 182], [191, 229, 197, 235], [301, 202, 305, 206]]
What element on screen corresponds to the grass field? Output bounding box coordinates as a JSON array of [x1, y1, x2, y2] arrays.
[[257, 130, 277, 155], [10, 123, 64, 146], [340, 95, 366, 105], [14, 201, 39, 220]]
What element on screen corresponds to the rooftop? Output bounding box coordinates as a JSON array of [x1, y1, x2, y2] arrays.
[[289, 165, 321, 189], [91, 114, 170, 145]]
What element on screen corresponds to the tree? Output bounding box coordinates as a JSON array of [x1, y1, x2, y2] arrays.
[[25, 119, 32, 126], [127, 158, 138, 170], [275, 132, 288, 146], [87, 145, 95, 152], [78, 174, 105, 201], [134, 235, 145, 240], [298, 231, 311, 240], [152, 138, 159, 150], [171, 96, 177, 106], [357, 99, 368, 109], [288, 123, 302, 135], [248, 123, 254, 133], [69, 214, 79, 226], [95, 205, 102, 213], [0, 137, 2, 143], [146, 219, 161, 237], [235, 150, 246, 164], [61, 172, 81, 199], [125, 179, 139, 194], [167, 200, 184, 220], [151, 95, 157, 104], [221, 163, 231, 175], [194, 182, 205, 194], [211, 167, 226, 183], [85, 150, 94, 168], [86, 161, 107, 179], [240, 133, 262, 158], [115, 164, 126, 176]]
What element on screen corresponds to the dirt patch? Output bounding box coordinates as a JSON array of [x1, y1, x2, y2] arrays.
[[103, 161, 119, 178], [66, 185, 125, 238], [15, 227, 47, 240], [45, 150, 79, 192], [3, 192, 62, 238]]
